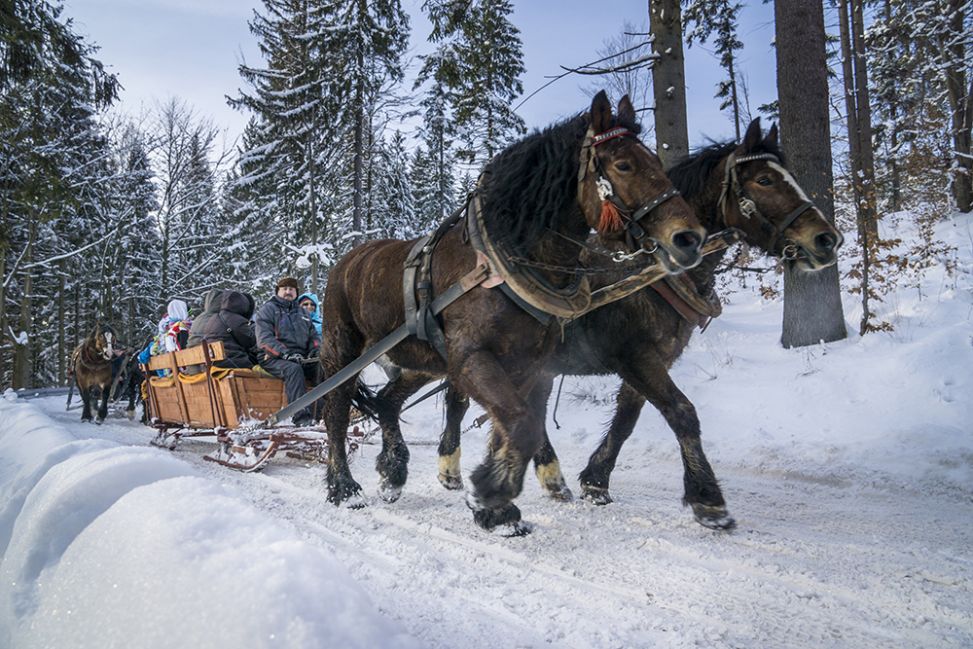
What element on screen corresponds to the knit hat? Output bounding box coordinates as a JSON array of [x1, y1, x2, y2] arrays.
[[276, 276, 299, 292]]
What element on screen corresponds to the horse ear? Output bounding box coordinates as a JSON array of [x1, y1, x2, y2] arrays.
[[617, 95, 636, 127], [764, 123, 779, 148], [738, 117, 762, 153], [590, 90, 612, 133]]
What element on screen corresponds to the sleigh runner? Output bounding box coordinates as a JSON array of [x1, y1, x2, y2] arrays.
[[142, 341, 365, 472]]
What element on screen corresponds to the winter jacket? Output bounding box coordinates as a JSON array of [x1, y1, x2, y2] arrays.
[[187, 289, 225, 349], [255, 295, 320, 360], [194, 291, 257, 368], [157, 299, 191, 353], [297, 292, 323, 336]]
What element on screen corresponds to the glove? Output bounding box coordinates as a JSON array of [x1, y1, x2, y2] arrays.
[[285, 353, 304, 363]]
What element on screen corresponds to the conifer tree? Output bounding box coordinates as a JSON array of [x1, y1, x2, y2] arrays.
[[422, 0, 525, 166], [683, 0, 745, 139]]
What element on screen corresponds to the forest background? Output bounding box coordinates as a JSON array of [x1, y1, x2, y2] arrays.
[[1, 0, 969, 389]]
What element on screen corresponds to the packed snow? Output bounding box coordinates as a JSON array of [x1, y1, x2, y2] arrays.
[[1, 215, 972, 648]]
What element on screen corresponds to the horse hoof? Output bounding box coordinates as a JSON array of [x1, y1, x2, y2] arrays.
[[470, 500, 524, 533], [544, 483, 574, 502], [95, 418, 105, 425], [342, 493, 368, 510], [126, 410, 135, 420], [691, 504, 736, 531], [580, 484, 613, 505], [327, 479, 364, 508], [496, 520, 534, 537], [438, 473, 463, 490], [378, 479, 402, 504]]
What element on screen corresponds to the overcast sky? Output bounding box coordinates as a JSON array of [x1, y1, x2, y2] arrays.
[[66, 0, 778, 150]]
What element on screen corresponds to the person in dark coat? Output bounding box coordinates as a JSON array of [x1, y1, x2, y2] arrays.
[[255, 276, 320, 426], [196, 290, 257, 369], [187, 289, 226, 349]]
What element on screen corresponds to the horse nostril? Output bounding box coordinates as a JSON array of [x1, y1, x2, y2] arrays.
[[671, 230, 703, 254], [815, 232, 838, 253]]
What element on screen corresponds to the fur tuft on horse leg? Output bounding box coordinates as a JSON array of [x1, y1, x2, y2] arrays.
[[679, 438, 735, 530], [466, 443, 534, 536], [437, 448, 463, 490], [465, 497, 532, 537], [375, 441, 410, 503], [437, 384, 468, 490], [533, 436, 573, 501]]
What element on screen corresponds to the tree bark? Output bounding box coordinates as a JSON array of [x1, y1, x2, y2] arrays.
[[0, 251, 6, 388], [649, 0, 689, 169], [58, 265, 65, 385], [12, 218, 35, 388], [775, 0, 847, 348], [946, 0, 972, 212]]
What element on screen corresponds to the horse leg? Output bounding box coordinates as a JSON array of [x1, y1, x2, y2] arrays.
[[321, 328, 366, 508], [374, 370, 433, 503], [79, 379, 93, 422], [96, 381, 110, 423], [593, 371, 734, 530], [458, 352, 545, 536], [529, 377, 573, 501], [437, 383, 469, 490], [578, 382, 645, 505]]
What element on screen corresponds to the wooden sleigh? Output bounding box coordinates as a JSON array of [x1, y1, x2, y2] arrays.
[[142, 341, 365, 472]]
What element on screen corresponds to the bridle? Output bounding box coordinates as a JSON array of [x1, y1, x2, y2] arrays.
[[717, 152, 814, 258], [578, 126, 681, 254]]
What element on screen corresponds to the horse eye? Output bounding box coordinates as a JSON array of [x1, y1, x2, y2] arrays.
[[756, 176, 773, 186], [614, 161, 633, 173]]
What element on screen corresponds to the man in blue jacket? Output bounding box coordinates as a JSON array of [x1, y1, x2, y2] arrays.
[[255, 276, 320, 426]]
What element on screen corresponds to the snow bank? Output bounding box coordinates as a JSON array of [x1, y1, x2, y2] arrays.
[[0, 397, 416, 649]]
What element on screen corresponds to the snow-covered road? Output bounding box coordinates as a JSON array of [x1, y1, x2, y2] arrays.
[[4, 388, 970, 649], [4, 215, 972, 648]]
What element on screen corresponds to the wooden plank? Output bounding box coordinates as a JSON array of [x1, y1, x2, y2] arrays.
[[174, 341, 226, 366], [147, 341, 226, 371]]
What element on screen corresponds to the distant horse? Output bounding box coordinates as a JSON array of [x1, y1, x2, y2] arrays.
[[114, 350, 146, 422], [71, 321, 117, 424], [436, 118, 843, 530], [320, 91, 705, 534]]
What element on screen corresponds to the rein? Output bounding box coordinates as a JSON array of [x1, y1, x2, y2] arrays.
[[716, 152, 814, 255]]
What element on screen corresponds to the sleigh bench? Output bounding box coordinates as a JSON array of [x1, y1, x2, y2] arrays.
[[143, 341, 286, 431]]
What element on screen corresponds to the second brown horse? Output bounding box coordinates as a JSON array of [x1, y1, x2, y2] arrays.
[[319, 92, 704, 534]]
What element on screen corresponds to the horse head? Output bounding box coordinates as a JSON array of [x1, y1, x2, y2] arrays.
[[579, 91, 705, 272], [717, 118, 843, 271], [91, 321, 115, 360]]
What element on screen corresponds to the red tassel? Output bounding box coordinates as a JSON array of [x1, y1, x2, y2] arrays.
[[597, 200, 624, 234]]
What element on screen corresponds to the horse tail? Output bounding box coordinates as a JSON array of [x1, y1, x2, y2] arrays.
[[350, 379, 388, 424]]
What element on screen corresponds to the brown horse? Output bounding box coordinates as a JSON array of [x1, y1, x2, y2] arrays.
[[320, 91, 705, 534], [435, 118, 843, 530], [71, 321, 117, 424]]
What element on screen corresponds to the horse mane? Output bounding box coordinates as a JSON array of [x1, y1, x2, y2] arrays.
[[480, 110, 642, 252], [668, 138, 786, 201]]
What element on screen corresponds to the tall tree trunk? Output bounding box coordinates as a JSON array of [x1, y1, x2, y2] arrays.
[[775, 0, 847, 348], [852, 0, 879, 241], [12, 218, 35, 388], [946, 0, 972, 212], [729, 53, 740, 141], [308, 137, 319, 295], [128, 296, 136, 354], [352, 53, 364, 243], [0, 251, 6, 389], [649, 0, 689, 169], [58, 265, 65, 385]]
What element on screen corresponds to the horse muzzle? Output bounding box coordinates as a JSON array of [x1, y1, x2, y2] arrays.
[[653, 227, 705, 272]]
